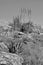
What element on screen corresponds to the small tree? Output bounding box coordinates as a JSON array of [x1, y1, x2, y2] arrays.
[[19, 8, 31, 24]]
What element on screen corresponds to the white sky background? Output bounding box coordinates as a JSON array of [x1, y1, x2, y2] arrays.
[[0, 0, 43, 26]]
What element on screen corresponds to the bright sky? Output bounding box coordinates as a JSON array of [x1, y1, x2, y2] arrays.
[[0, 0, 43, 26]]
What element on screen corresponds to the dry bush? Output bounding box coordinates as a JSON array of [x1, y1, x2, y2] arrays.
[[0, 8, 43, 65]]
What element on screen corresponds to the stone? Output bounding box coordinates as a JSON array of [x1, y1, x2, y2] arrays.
[[0, 51, 23, 65]]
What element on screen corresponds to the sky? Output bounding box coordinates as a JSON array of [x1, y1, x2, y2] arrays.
[[0, 0, 43, 26]]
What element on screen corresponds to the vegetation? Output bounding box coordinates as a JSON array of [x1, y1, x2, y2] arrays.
[[0, 8, 43, 65]]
